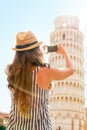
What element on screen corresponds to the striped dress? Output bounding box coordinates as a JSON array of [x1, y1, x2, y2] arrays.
[[6, 67, 53, 130]]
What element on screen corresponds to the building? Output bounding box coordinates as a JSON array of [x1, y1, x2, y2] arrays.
[[84, 108, 87, 129], [49, 15, 86, 130], [0, 112, 9, 127]]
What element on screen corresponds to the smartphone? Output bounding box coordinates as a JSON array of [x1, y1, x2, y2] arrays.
[[47, 45, 57, 53]]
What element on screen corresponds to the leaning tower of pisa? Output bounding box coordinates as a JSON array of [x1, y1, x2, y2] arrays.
[[49, 15, 86, 130]]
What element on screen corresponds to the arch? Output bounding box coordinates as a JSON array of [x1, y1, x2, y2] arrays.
[[57, 97, 59, 100], [62, 33, 65, 40], [61, 96, 64, 100], [74, 97, 76, 102], [70, 97, 72, 101], [65, 97, 68, 101]]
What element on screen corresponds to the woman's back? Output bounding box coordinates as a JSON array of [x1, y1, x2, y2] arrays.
[[6, 67, 53, 130]]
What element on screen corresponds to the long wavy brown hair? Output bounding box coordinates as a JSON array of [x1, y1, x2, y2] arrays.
[[6, 47, 48, 117]]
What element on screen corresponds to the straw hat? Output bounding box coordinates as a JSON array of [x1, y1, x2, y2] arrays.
[[12, 31, 42, 51]]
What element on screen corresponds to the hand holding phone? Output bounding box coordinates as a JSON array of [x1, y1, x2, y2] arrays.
[[42, 45, 58, 53]]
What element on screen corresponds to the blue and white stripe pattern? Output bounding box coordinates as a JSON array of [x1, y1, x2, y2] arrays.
[[6, 67, 53, 130]]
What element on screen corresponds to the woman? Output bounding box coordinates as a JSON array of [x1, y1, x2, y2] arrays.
[[6, 31, 73, 130]]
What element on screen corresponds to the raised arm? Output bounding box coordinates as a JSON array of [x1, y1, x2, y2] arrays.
[[37, 45, 73, 90], [50, 44, 73, 80]]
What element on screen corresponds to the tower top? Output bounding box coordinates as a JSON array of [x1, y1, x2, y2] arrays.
[[54, 15, 79, 30]]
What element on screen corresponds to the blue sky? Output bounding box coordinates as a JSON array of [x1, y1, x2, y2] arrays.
[[0, 0, 87, 112]]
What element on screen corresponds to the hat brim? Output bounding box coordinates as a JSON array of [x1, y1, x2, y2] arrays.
[[12, 42, 42, 51]]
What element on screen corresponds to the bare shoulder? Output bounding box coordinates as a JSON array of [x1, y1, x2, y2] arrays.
[[37, 67, 52, 90]]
